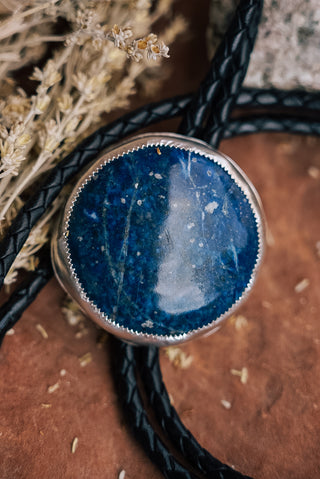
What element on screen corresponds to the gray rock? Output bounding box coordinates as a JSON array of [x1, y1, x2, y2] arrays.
[[208, 0, 320, 91]]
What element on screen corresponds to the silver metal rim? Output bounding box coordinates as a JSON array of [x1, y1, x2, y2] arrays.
[[51, 132, 265, 346]]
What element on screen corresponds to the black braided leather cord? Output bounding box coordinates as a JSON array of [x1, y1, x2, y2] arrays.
[[179, 0, 263, 143], [111, 339, 200, 479], [200, 3, 263, 147], [0, 254, 52, 346], [224, 115, 320, 139], [137, 347, 251, 479], [237, 87, 320, 111]]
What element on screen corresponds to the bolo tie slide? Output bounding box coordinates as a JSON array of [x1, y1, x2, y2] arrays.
[[51, 133, 265, 346], [3, 0, 318, 476]]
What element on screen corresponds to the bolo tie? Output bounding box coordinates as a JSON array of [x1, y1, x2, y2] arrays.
[[1, 0, 320, 477]]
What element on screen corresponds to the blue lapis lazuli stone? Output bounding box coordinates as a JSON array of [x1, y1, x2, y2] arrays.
[[67, 145, 259, 337]]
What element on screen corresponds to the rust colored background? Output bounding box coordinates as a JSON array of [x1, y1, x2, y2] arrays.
[[1, 1, 319, 478]]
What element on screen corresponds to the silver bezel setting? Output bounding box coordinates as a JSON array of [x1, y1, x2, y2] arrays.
[[51, 132, 265, 346]]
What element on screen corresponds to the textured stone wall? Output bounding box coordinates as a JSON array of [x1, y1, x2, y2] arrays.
[[208, 0, 320, 91]]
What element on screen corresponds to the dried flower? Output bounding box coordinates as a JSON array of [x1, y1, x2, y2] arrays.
[[4, 218, 50, 285], [111, 25, 133, 49], [109, 25, 169, 62], [30, 60, 62, 88], [57, 94, 73, 113], [35, 95, 51, 114], [0, 0, 184, 283]]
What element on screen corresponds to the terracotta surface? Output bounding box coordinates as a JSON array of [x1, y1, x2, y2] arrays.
[[1, 2, 320, 478]]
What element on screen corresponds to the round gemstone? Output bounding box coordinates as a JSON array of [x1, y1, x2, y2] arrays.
[[65, 137, 262, 340]]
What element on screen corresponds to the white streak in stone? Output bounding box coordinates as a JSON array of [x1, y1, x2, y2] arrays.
[[222, 196, 229, 216], [231, 244, 239, 272], [155, 163, 206, 314], [115, 185, 138, 313], [187, 151, 192, 178]]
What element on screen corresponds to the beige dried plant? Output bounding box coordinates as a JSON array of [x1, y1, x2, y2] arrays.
[[0, 0, 186, 285]]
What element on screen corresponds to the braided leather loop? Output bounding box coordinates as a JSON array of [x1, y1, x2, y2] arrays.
[[0, 108, 319, 477], [111, 339, 200, 479], [0, 0, 319, 475], [179, 0, 263, 142], [137, 347, 252, 479]]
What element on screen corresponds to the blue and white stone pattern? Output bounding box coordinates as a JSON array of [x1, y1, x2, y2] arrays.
[[67, 145, 259, 337]]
